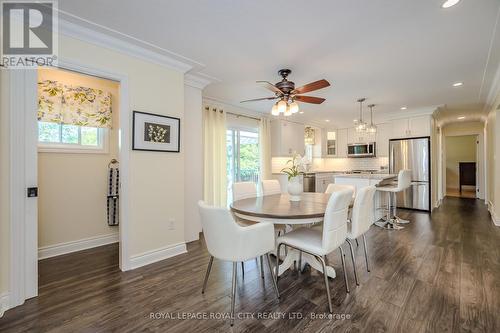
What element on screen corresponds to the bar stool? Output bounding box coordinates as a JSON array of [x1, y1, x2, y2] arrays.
[[375, 170, 412, 230]]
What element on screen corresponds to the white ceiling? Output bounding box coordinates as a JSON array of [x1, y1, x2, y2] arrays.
[[58, 0, 500, 127]]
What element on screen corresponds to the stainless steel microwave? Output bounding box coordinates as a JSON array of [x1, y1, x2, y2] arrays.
[[347, 142, 376, 158]]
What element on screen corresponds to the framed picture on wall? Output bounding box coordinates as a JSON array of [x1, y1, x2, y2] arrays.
[[132, 111, 180, 152]]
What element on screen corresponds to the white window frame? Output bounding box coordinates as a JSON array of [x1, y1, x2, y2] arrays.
[[37, 123, 109, 154]]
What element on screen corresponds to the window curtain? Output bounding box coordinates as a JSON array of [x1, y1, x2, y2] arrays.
[[38, 80, 112, 128], [203, 106, 227, 207], [259, 117, 272, 181]]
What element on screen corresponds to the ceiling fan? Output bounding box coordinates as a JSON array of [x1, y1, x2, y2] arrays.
[[241, 69, 330, 116]]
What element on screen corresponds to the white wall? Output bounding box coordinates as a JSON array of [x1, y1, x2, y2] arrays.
[[485, 100, 500, 224], [37, 68, 120, 250], [0, 32, 189, 305], [0, 69, 11, 308], [184, 84, 203, 243]]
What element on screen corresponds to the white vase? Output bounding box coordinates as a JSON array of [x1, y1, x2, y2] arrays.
[[288, 176, 303, 201]]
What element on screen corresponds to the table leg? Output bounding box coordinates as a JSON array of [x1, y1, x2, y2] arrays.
[[277, 248, 336, 279]]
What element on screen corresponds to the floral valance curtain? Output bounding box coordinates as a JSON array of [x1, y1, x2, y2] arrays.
[[38, 80, 112, 128]]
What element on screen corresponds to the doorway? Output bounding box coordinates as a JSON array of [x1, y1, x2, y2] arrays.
[[226, 128, 260, 205], [8, 60, 131, 309], [445, 135, 477, 198], [37, 67, 121, 264]]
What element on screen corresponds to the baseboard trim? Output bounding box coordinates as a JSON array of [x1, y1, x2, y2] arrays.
[[487, 201, 500, 227], [38, 233, 119, 260], [0, 292, 9, 318], [129, 242, 187, 270]]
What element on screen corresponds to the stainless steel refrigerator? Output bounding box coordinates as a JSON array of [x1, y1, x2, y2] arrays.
[[389, 137, 430, 211]]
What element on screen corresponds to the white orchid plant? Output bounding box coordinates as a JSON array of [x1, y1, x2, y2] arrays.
[[281, 153, 311, 180]]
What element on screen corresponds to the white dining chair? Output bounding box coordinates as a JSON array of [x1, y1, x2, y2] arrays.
[[232, 181, 263, 277], [375, 169, 412, 230], [261, 179, 282, 196], [325, 183, 356, 201], [345, 185, 376, 286], [198, 201, 279, 326], [275, 188, 353, 313]]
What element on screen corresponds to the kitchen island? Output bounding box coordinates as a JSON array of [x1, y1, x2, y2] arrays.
[[334, 173, 397, 221]]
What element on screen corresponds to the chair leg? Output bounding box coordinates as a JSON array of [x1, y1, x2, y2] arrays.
[[266, 253, 280, 299], [275, 243, 283, 283], [230, 262, 237, 326], [241, 262, 245, 279], [346, 239, 360, 286], [201, 255, 214, 294], [362, 234, 370, 272], [318, 255, 333, 313], [298, 251, 303, 273], [339, 247, 350, 293], [260, 256, 265, 279]]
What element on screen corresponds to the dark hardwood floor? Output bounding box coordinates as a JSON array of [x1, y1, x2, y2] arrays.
[[1, 197, 499, 332]]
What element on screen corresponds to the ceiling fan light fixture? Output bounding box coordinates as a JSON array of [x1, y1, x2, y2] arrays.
[[284, 104, 292, 116], [271, 103, 279, 116], [289, 101, 299, 114], [277, 99, 287, 114]]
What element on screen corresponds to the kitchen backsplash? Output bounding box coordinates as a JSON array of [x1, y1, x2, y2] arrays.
[[271, 157, 389, 173]]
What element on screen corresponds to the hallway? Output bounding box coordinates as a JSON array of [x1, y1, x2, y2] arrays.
[[0, 198, 499, 332]]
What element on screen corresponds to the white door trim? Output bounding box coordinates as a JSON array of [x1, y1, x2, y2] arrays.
[[9, 59, 132, 310]]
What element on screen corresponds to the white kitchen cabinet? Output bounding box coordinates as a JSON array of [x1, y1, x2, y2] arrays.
[[271, 119, 305, 156], [408, 116, 431, 137], [336, 128, 348, 158], [321, 129, 338, 157], [390, 115, 431, 139], [315, 173, 334, 193], [375, 123, 392, 157]]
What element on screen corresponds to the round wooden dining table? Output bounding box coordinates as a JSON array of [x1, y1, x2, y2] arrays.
[[230, 192, 337, 278]]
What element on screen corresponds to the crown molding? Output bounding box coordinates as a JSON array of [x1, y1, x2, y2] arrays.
[[485, 61, 500, 112], [59, 19, 194, 73], [185, 73, 211, 89]]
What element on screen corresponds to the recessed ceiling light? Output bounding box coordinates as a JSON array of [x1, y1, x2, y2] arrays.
[[453, 82, 463, 87], [299, 111, 304, 114], [457, 116, 465, 120], [442, 0, 461, 8], [400, 106, 407, 110], [325, 119, 330, 122]]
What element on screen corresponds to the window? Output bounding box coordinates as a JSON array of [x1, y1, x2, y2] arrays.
[[226, 128, 260, 205], [38, 121, 108, 153]]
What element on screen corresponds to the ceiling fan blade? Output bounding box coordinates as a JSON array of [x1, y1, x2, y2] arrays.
[[292, 79, 330, 94], [256, 81, 284, 95], [294, 95, 326, 104], [240, 96, 278, 103]]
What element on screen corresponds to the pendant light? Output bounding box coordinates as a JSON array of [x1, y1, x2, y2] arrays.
[[354, 98, 367, 132], [367, 104, 377, 134]]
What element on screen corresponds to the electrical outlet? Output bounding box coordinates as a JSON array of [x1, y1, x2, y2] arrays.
[[168, 219, 175, 230]]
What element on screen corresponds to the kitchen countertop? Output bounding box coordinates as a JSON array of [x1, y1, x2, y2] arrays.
[[334, 173, 396, 180]]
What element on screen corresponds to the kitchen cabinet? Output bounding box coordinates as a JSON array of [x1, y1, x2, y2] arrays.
[[315, 173, 334, 193], [375, 123, 391, 157], [390, 115, 431, 139], [321, 129, 338, 157], [271, 119, 305, 156], [336, 129, 348, 158]]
